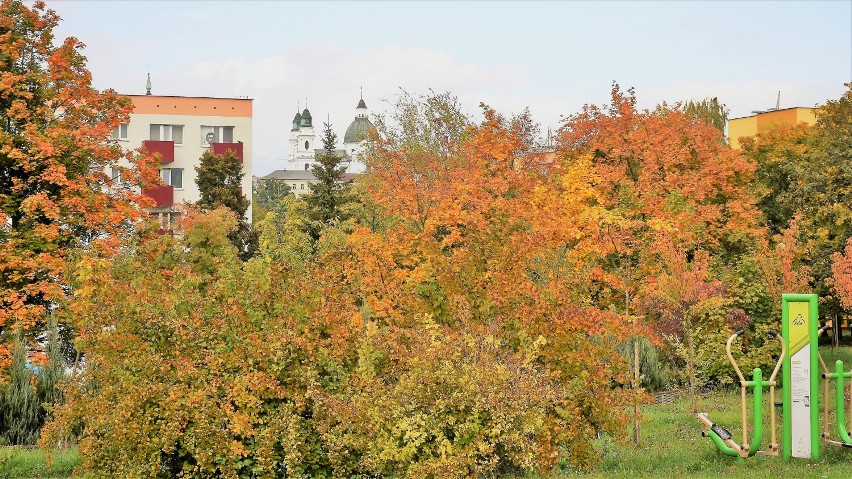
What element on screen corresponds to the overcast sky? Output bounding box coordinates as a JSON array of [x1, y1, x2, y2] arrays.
[[50, 0, 851, 176]]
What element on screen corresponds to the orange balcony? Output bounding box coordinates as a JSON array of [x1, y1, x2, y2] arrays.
[[211, 142, 243, 163], [142, 140, 174, 164], [143, 185, 174, 207]]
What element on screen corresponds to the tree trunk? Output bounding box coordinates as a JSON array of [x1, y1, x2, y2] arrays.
[[685, 326, 697, 413]]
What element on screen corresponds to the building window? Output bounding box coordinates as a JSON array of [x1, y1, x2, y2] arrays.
[[111, 123, 128, 140], [300, 184, 304, 189], [161, 168, 183, 189], [150, 124, 183, 145], [110, 167, 121, 183], [304, 163, 309, 171], [304, 140, 309, 150], [201, 125, 234, 145]]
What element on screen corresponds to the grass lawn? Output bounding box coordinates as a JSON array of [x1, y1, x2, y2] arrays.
[[0, 448, 78, 479]]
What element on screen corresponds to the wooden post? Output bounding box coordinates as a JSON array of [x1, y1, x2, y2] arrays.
[[633, 338, 640, 446]]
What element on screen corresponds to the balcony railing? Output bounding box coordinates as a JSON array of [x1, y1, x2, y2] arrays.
[[142, 140, 175, 164], [211, 142, 243, 163], [142, 185, 174, 208]]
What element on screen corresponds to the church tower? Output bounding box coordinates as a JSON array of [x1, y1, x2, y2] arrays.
[[289, 106, 316, 171]]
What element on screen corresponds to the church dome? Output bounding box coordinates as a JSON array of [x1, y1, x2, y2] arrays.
[[291, 111, 302, 131], [344, 116, 374, 144], [300, 108, 312, 127]]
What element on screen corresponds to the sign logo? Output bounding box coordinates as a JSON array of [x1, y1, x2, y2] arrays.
[[793, 314, 805, 325]]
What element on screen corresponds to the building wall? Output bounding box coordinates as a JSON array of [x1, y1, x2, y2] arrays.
[[286, 180, 315, 198], [728, 107, 816, 149], [123, 95, 253, 223]]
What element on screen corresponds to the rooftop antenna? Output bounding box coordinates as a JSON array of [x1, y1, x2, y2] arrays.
[[145, 69, 151, 96], [751, 91, 783, 115]]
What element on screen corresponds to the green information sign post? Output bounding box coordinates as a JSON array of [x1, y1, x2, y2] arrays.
[[782, 293, 819, 460]]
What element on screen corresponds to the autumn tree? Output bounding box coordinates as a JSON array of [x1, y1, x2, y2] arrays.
[[832, 238, 852, 311], [557, 83, 763, 399], [195, 149, 256, 259], [0, 0, 158, 367], [355, 91, 635, 469], [559, 83, 757, 260], [643, 241, 745, 411]]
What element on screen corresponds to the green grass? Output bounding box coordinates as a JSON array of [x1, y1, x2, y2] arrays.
[[0, 448, 78, 479], [820, 343, 852, 366]]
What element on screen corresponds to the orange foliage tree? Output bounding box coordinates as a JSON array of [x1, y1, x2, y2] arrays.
[[0, 0, 158, 366], [558, 83, 757, 261], [557, 83, 762, 390], [349, 93, 635, 471]]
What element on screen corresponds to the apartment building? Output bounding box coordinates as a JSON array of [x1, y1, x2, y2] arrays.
[[112, 92, 253, 225]]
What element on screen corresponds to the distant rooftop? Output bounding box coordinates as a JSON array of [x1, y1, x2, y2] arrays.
[[126, 94, 253, 101], [265, 170, 359, 182], [728, 106, 815, 121]]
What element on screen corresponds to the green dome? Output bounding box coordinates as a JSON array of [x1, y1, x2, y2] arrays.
[[344, 116, 374, 144], [300, 108, 312, 127]]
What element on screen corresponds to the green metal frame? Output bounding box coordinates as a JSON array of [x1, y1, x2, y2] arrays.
[[824, 360, 852, 444], [781, 293, 820, 460]]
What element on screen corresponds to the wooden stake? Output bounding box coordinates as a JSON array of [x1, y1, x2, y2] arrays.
[[633, 338, 641, 446]]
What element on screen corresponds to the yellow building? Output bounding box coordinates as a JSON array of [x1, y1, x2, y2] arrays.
[[728, 107, 816, 149]]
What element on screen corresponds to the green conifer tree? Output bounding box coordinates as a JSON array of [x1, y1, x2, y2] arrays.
[[304, 122, 352, 240], [195, 150, 257, 259], [1, 339, 39, 445], [37, 320, 64, 425]]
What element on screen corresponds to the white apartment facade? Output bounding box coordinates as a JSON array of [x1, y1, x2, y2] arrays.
[[112, 94, 253, 226]]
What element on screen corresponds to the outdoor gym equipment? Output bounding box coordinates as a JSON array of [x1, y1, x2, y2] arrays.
[[696, 329, 786, 458], [697, 294, 831, 460], [817, 325, 852, 448]]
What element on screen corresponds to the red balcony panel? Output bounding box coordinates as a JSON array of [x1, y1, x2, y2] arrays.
[[142, 140, 175, 164], [143, 185, 174, 208], [211, 142, 243, 163]]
